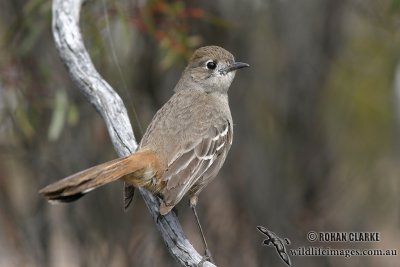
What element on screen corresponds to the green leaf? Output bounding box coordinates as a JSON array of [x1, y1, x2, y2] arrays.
[[48, 89, 68, 141]]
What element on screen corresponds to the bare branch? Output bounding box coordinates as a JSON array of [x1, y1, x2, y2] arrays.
[[51, 0, 215, 266]]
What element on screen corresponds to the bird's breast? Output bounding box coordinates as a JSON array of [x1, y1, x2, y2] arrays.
[[140, 90, 232, 166]]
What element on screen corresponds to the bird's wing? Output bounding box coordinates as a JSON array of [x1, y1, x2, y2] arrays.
[[160, 119, 232, 212]]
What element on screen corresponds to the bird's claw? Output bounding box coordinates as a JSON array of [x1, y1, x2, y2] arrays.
[[197, 249, 214, 267]]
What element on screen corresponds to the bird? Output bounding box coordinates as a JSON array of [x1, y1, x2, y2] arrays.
[[39, 45, 249, 259]]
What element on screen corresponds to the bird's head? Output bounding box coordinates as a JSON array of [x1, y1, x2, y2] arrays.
[[177, 46, 249, 94]]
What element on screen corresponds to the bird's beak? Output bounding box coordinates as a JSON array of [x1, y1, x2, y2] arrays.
[[220, 62, 250, 74]]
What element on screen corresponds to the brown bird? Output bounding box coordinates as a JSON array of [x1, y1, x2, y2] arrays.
[[40, 45, 248, 258]]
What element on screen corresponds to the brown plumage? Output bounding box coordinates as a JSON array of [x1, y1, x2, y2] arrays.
[[40, 150, 160, 203], [39, 45, 248, 216]]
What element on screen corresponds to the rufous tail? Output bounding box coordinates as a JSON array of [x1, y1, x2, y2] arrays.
[[39, 150, 159, 203]]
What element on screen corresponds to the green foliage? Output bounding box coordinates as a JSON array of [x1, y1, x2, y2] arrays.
[[47, 89, 68, 141], [135, 0, 203, 67], [323, 15, 399, 163], [389, 0, 400, 13], [5, 0, 51, 55], [130, 0, 229, 68]]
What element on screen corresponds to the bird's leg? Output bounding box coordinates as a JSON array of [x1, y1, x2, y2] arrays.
[[172, 206, 179, 217], [190, 196, 214, 264], [156, 194, 166, 223]]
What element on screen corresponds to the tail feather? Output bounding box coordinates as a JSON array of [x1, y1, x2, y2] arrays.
[[39, 150, 159, 203], [48, 192, 86, 203]]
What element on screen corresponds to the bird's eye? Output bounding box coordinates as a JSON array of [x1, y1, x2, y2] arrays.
[[206, 60, 217, 70]]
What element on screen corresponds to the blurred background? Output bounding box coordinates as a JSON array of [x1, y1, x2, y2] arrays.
[[0, 0, 399, 266]]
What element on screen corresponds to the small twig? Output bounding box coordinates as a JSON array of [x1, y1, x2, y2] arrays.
[[51, 0, 215, 266]]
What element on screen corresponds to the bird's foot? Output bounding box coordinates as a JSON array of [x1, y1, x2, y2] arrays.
[[197, 249, 214, 267]]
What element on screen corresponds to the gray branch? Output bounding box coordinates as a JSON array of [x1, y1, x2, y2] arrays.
[[52, 0, 215, 266]]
